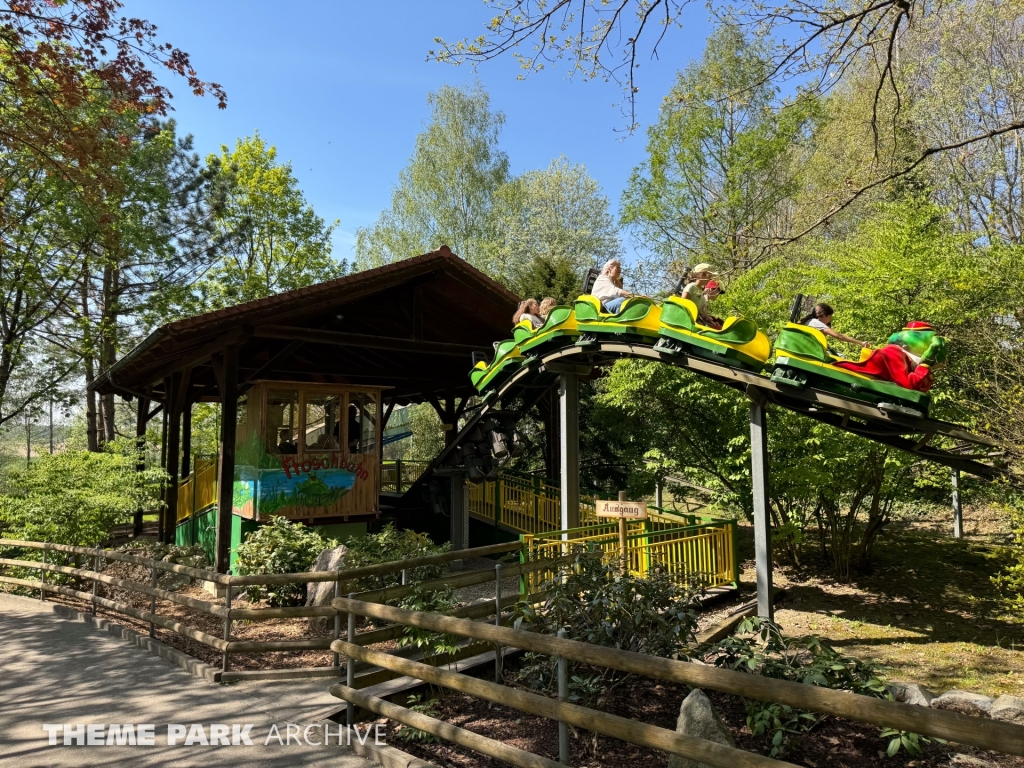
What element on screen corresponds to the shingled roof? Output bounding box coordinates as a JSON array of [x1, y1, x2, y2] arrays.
[[94, 247, 520, 405]]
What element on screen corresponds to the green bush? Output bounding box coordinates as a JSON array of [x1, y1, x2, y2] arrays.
[[704, 617, 888, 757], [0, 443, 164, 549], [513, 554, 700, 705], [234, 516, 336, 606], [342, 523, 449, 592]]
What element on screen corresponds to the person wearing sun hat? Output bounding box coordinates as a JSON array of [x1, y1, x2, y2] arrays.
[[834, 321, 948, 392], [680, 263, 718, 323]]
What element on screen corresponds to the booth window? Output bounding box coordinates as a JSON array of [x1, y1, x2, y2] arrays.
[[266, 389, 299, 455], [305, 394, 342, 451], [348, 392, 377, 454]]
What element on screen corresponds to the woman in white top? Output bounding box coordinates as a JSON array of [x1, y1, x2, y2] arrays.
[[591, 258, 630, 313], [800, 303, 869, 349]]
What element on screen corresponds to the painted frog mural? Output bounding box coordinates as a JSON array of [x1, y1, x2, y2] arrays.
[[834, 321, 948, 392]]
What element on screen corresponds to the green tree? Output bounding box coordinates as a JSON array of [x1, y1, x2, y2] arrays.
[[622, 24, 815, 280], [485, 156, 620, 302], [354, 82, 509, 270], [200, 132, 342, 308]]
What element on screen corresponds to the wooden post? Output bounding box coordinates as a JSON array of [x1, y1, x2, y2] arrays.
[[618, 491, 628, 574], [749, 398, 773, 622], [215, 346, 239, 574], [559, 373, 580, 539], [91, 551, 99, 616], [347, 593, 356, 726], [222, 584, 232, 672], [450, 472, 467, 570], [334, 575, 341, 668], [557, 627, 569, 765], [495, 563, 503, 683], [181, 403, 192, 480], [163, 373, 182, 545], [952, 469, 963, 540], [39, 549, 46, 600], [149, 567, 157, 637], [395, 458, 403, 493], [134, 397, 149, 537], [159, 399, 168, 540]]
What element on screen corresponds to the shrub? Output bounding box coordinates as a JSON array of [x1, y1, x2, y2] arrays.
[[704, 617, 888, 757], [0, 443, 164, 549], [513, 554, 700, 705], [234, 516, 336, 606], [342, 523, 449, 592]]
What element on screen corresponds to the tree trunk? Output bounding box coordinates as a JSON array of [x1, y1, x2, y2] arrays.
[[99, 261, 119, 444], [81, 270, 100, 452]]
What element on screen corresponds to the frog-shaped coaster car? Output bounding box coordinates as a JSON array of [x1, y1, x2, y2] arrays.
[[833, 322, 947, 393]]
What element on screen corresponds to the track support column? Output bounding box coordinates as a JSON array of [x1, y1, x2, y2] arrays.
[[748, 389, 773, 622], [450, 471, 467, 570], [558, 372, 580, 537], [952, 468, 963, 540]]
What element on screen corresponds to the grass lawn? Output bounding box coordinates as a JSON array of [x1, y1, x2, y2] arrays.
[[736, 502, 1024, 698]]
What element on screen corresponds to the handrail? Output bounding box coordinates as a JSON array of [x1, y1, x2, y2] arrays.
[[331, 596, 1024, 757], [0, 538, 232, 585], [228, 540, 521, 586]]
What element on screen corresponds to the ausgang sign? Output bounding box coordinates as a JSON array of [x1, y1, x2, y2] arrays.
[[596, 500, 648, 519]]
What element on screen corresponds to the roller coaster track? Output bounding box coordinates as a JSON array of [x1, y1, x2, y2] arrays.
[[409, 338, 999, 499]]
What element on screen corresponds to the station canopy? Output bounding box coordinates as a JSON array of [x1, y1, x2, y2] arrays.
[[94, 247, 519, 407]]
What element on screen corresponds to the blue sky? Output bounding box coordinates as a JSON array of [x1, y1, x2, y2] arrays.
[[133, 1, 715, 263]]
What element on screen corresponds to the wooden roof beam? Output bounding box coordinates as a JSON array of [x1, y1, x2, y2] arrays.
[[252, 325, 488, 357]]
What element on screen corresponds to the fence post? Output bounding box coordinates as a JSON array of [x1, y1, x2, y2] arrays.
[[396, 458, 403, 493], [618, 491, 628, 575], [347, 592, 356, 726], [149, 567, 157, 637], [494, 562, 503, 683], [730, 519, 740, 588], [494, 478, 502, 530], [221, 584, 233, 672], [39, 549, 46, 600], [532, 476, 540, 532], [401, 554, 409, 586], [91, 550, 100, 616], [519, 535, 530, 598], [557, 627, 569, 765], [334, 575, 341, 668]]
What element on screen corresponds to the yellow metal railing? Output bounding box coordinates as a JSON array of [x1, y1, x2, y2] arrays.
[[468, 473, 700, 536], [381, 460, 431, 493], [177, 458, 218, 522], [520, 520, 738, 593]]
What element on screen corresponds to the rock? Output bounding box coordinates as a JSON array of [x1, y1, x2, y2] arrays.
[[950, 754, 996, 767], [667, 689, 735, 768], [887, 681, 936, 707], [990, 694, 1024, 725], [931, 690, 994, 717], [305, 544, 348, 632]]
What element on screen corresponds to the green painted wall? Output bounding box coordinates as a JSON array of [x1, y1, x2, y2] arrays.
[[176, 512, 366, 572], [175, 506, 257, 572]]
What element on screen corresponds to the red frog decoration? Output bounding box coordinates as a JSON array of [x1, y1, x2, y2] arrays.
[[834, 321, 948, 392]]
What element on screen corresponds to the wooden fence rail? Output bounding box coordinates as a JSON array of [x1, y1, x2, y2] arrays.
[[332, 638, 795, 768], [331, 596, 1024, 759], [0, 537, 564, 674]]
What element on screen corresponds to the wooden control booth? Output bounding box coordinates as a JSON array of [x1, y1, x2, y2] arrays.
[[234, 382, 384, 523]]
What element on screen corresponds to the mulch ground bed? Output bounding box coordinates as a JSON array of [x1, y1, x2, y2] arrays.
[[376, 660, 1024, 768]]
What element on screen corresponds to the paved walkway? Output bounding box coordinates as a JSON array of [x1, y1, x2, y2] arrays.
[[0, 593, 376, 767]]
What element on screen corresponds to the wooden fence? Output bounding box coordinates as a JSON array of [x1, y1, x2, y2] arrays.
[[0, 537, 544, 681], [330, 596, 1024, 768]]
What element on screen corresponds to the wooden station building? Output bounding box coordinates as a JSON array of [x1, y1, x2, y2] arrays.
[[93, 248, 518, 572]]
